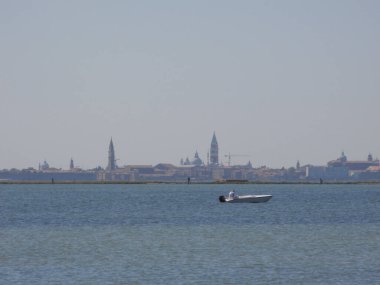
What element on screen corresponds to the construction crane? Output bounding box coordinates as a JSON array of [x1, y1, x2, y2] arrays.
[[224, 153, 251, 166]]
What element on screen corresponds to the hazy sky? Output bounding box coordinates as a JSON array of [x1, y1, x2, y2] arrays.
[[1, 0, 380, 169]]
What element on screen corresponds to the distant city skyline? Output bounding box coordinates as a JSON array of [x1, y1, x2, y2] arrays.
[[1, 1, 380, 169], [4, 133, 379, 171], [2, 132, 379, 183]]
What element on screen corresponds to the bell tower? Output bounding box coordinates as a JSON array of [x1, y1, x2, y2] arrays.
[[107, 138, 116, 171], [210, 132, 219, 165]]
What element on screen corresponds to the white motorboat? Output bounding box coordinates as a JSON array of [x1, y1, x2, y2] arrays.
[[219, 194, 272, 203]]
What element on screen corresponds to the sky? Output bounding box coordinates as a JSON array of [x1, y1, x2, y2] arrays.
[[1, 0, 380, 170]]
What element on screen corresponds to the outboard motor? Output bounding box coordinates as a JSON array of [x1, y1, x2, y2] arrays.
[[219, 195, 226, 203]]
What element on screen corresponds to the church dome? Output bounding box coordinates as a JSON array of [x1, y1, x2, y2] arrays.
[[191, 151, 203, 166]]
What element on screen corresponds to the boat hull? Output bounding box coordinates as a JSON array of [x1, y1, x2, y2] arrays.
[[220, 195, 272, 203]]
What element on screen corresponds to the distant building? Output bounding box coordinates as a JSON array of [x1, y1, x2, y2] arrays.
[[306, 166, 349, 180], [0, 167, 97, 181], [328, 152, 379, 171], [304, 152, 380, 181], [211, 167, 224, 180], [39, 160, 50, 171], [192, 151, 203, 166], [181, 151, 204, 166], [70, 158, 74, 170], [210, 132, 219, 165], [351, 166, 380, 181], [106, 138, 116, 171]]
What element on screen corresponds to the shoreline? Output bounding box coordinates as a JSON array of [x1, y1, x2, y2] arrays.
[[1, 180, 380, 185]]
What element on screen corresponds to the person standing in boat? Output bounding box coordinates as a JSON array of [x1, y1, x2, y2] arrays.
[[229, 189, 237, 199]]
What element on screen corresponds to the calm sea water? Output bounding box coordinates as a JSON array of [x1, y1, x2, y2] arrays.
[[1, 184, 380, 284]]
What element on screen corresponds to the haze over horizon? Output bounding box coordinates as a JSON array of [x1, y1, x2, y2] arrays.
[[1, 1, 380, 170]]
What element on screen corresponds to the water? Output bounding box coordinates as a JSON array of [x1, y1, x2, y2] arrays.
[[1, 184, 380, 284]]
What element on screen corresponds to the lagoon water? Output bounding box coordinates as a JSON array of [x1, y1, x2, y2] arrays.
[[1, 184, 380, 284]]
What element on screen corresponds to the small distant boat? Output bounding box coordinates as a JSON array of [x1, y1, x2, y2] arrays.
[[219, 194, 272, 203]]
